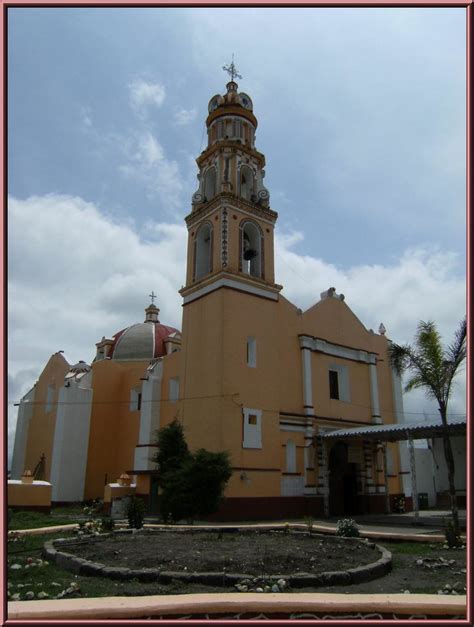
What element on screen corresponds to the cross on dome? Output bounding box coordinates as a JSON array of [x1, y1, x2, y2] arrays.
[[222, 54, 242, 82], [149, 291, 157, 305]]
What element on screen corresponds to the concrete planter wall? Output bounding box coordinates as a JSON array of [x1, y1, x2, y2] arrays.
[[43, 529, 391, 587]]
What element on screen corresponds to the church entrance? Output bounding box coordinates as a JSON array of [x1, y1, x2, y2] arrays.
[[328, 441, 359, 516]]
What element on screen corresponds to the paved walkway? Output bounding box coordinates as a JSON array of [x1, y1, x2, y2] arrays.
[[141, 509, 466, 540], [8, 510, 466, 543]]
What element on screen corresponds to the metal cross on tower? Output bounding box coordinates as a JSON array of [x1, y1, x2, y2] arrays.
[[223, 54, 242, 82], [149, 291, 157, 304]]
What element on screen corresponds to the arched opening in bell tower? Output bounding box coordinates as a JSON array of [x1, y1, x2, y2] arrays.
[[194, 222, 213, 281], [240, 165, 254, 201], [203, 167, 217, 202], [240, 220, 263, 278]]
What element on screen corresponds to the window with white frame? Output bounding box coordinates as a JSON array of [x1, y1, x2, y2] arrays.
[[328, 363, 350, 402], [247, 337, 257, 368], [169, 377, 180, 402], [242, 408, 262, 449], [129, 388, 142, 412], [286, 439, 296, 473]]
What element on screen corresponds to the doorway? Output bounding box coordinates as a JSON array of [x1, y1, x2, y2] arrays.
[[328, 441, 359, 516]]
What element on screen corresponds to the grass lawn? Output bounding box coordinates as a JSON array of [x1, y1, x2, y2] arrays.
[[8, 510, 84, 531]]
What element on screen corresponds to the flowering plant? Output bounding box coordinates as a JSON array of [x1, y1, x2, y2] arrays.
[[336, 518, 360, 537], [393, 495, 406, 513]]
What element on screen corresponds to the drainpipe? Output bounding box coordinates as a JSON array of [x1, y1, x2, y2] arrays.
[[407, 430, 419, 521], [382, 442, 391, 514]]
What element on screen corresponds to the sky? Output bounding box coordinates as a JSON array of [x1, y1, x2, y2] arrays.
[[7, 7, 467, 465]]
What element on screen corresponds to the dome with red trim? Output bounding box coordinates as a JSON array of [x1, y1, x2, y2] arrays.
[[108, 302, 179, 361]]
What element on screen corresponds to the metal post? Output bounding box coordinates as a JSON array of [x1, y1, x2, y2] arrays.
[[407, 432, 419, 520], [382, 443, 391, 514]]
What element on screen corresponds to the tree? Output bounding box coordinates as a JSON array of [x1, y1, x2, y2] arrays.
[[151, 419, 190, 477], [152, 421, 232, 523], [388, 318, 466, 537]]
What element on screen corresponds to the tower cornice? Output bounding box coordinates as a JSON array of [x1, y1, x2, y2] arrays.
[[179, 268, 283, 303], [206, 105, 258, 128], [196, 140, 266, 169], [185, 192, 278, 228]]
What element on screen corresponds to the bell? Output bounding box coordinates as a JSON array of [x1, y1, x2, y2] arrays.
[[243, 248, 257, 261], [243, 233, 257, 261]]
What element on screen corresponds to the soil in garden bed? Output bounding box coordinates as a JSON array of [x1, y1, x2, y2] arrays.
[[66, 529, 379, 576]]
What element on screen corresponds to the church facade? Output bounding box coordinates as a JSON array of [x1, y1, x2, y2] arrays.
[[11, 76, 407, 519]]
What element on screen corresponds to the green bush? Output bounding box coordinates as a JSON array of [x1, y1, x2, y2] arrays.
[[126, 496, 146, 529], [152, 421, 232, 524], [159, 448, 232, 523], [336, 518, 360, 537], [100, 516, 115, 532]]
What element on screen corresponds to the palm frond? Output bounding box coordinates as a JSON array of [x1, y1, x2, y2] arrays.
[[443, 317, 467, 400], [387, 342, 413, 375]]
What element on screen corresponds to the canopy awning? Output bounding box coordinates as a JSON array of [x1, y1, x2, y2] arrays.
[[319, 416, 466, 442]]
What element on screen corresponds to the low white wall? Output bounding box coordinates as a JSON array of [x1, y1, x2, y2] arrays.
[[50, 376, 93, 502]]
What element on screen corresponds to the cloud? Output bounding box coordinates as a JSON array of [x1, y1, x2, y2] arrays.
[[7, 195, 465, 465], [173, 107, 197, 126], [118, 132, 184, 210], [128, 79, 166, 117]]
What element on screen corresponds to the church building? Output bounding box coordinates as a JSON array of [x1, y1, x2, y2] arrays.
[[11, 69, 409, 520]]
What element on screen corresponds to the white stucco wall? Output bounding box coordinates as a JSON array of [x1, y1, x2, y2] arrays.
[[50, 374, 93, 502], [10, 387, 35, 479], [430, 435, 466, 494], [134, 361, 163, 471]]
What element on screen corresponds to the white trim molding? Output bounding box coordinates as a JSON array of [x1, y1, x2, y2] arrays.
[[301, 347, 314, 415], [369, 362, 382, 424], [242, 407, 262, 449], [183, 277, 279, 304], [299, 335, 377, 364]]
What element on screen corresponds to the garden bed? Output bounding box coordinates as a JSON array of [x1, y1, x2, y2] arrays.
[[44, 529, 391, 588]]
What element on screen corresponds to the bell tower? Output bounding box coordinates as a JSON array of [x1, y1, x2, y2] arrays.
[[180, 62, 281, 303], [179, 63, 282, 482]]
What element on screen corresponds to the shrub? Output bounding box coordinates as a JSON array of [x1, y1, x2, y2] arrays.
[[336, 518, 360, 537], [304, 516, 313, 533], [126, 496, 146, 529], [393, 495, 406, 513], [444, 518, 462, 548], [153, 422, 232, 524], [83, 499, 103, 517], [100, 516, 115, 532], [151, 420, 190, 476], [160, 449, 232, 523]]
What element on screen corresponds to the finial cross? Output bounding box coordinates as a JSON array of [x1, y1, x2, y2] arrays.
[[149, 291, 157, 305], [223, 54, 242, 82]]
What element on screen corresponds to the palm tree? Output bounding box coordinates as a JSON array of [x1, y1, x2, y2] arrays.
[[388, 318, 466, 536]]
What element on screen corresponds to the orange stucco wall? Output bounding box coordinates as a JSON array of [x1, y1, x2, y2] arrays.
[[22, 353, 70, 481], [83, 360, 148, 500]]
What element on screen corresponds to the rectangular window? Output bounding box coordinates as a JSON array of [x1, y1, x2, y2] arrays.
[[169, 377, 180, 402], [329, 370, 339, 400], [328, 364, 350, 402], [243, 408, 262, 449], [247, 337, 257, 368]]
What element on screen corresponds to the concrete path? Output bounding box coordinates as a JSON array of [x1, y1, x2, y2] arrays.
[[8, 592, 467, 621]]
